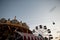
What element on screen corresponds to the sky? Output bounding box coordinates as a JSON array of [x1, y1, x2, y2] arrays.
[[0, 0, 60, 39]]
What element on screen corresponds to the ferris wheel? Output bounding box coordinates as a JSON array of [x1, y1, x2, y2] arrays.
[[32, 25, 53, 40]]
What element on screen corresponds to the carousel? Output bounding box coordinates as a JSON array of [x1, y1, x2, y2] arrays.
[[0, 16, 43, 40]]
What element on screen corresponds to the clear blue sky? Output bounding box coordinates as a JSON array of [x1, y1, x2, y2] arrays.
[[0, 0, 60, 38]]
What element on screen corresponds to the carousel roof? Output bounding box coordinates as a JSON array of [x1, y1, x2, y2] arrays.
[[0, 16, 29, 30]]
